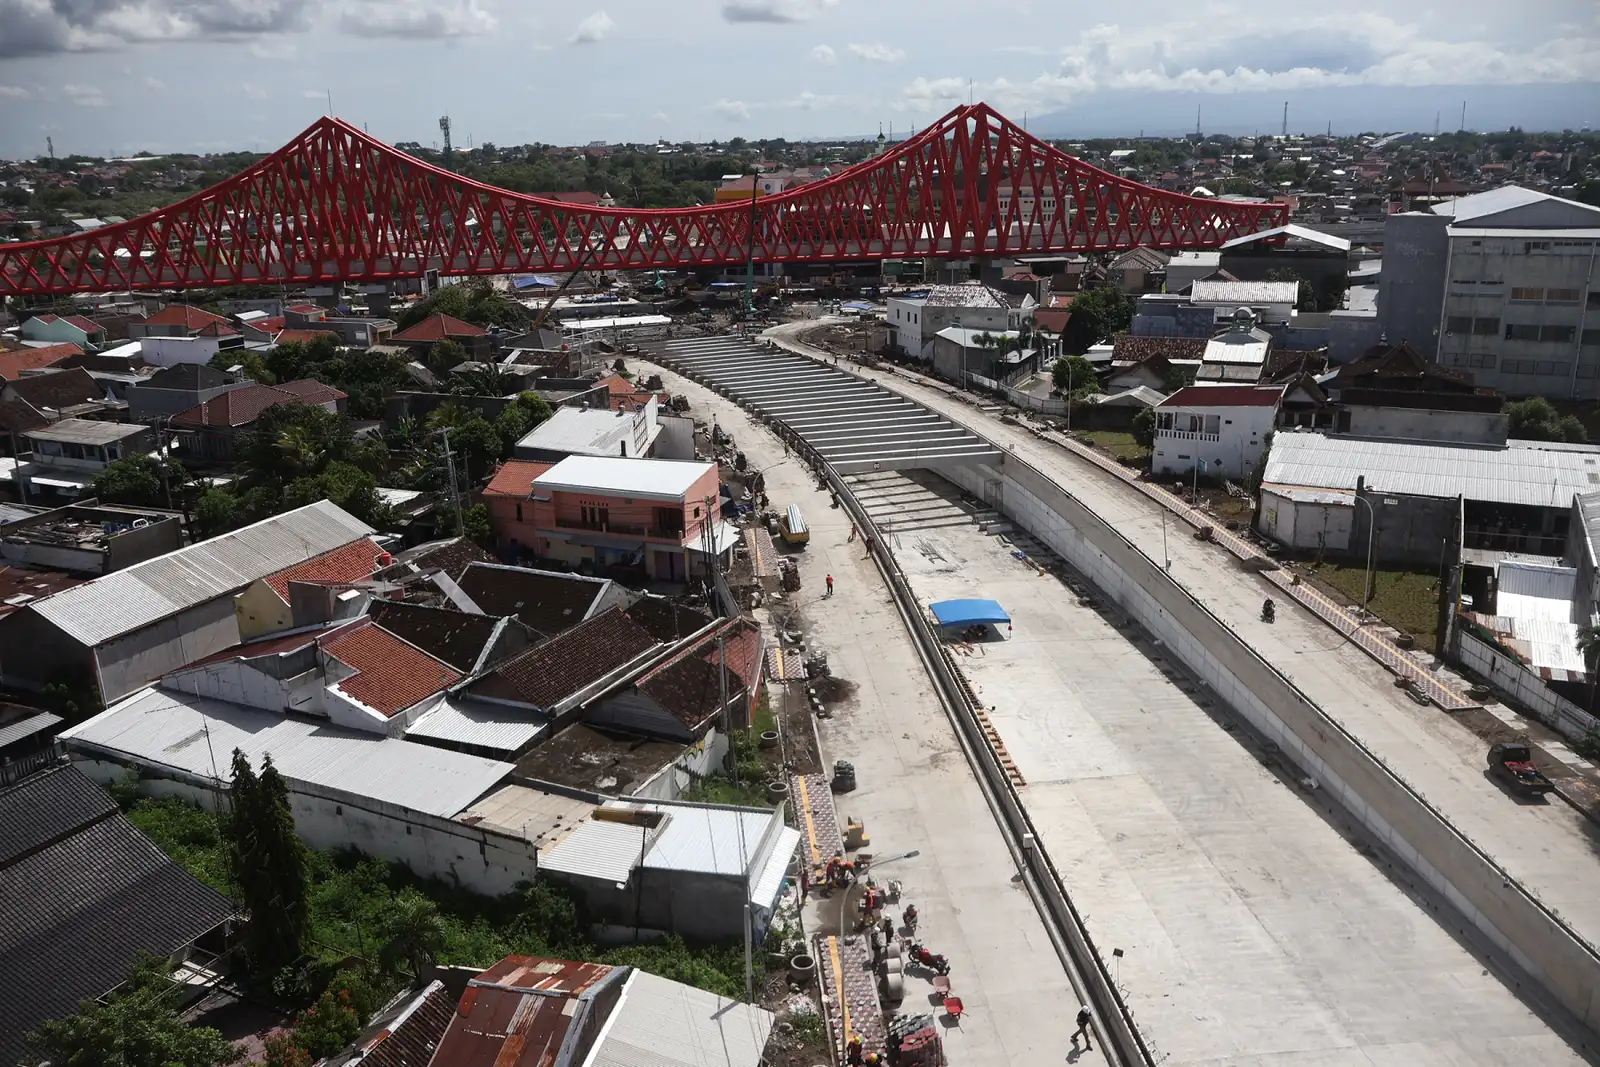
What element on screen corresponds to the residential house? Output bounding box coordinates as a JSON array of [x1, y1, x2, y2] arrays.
[[1151, 384, 1284, 480], [392, 313, 491, 360], [590, 615, 765, 737], [465, 607, 660, 721], [930, 326, 1040, 385], [233, 533, 390, 640], [367, 599, 534, 674], [20, 313, 107, 350], [421, 956, 772, 1067], [1219, 223, 1352, 308], [509, 456, 730, 582], [0, 766, 235, 1066], [126, 363, 248, 421], [132, 305, 246, 367], [0, 343, 81, 384], [1320, 340, 1507, 443], [1195, 308, 1275, 382], [0, 367, 121, 443], [1108, 246, 1170, 293], [169, 379, 346, 463], [512, 399, 661, 462], [0, 500, 376, 701], [454, 561, 633, 639], [127, 304, 230, 338], [0, 502, 182, 576], [1166, 250, 1223, 292], [14, 419, 157, 502], [887, 282, 1036, 361]]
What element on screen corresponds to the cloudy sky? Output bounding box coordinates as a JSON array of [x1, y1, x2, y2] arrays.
[[0, 0, 1597, 158]]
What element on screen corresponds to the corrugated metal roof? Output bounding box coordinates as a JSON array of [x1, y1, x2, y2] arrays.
[[1220, 223, 1352, 252], [405, 698, 548, 754], [1496, 560, 1577, 620], [537, 817, 644, 884], [751, 826, 800, 907], [1190, 279, 1300, 305], [587, 970, 775, 1067], [0, 709, 62, 750], [60, 687, 510, 818], [1262, 432, 1600, 509], [31, 501, 373, 645]]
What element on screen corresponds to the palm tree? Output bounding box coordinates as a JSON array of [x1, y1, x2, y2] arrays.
[[276, 425, 323, 476], [380, 889, 448, 978], [426, 401, 469, 431]]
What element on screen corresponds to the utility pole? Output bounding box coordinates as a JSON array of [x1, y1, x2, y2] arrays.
[[440, 427, 465, 535], [1460, 100, 1467, 132], [1281, 101, 1288, 138]]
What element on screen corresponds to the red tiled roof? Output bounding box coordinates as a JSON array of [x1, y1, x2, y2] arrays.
[[251, 316, 287, 333], [393, 313, 488, 343], [284, 303, 323, 314], [1111, 334, 1207, 364], [263, 537, 387, 600], [635, 616, 762, 729], [194, 322, 238, 337], [170, 379, 345, 428], [0, 565, 86, 620], [472, 608, 657, 709], [29, 313, 102, 333], [484, 459, 554, 497], [1159, 384, 1285, 409], [0, 344, 81, 383], [273, 328, 340, 345], [144, 305, 230, 329], [322, 619, 461, 717]]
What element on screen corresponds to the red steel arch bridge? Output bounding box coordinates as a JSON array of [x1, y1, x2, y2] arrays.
[[0, 103, 1287, 297]]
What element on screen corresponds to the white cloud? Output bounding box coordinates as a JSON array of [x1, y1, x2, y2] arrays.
[[809, 43, 836, 65], [784, 90, 839, 110], [721, 0, 838, 24], [711, 99, 752, 120], [0, 0, 311, 58], [62, 83, 107, 107], [339, 0, 496, 39], [301, 88, 328, 99], [142, 76, 165, 91], [249, 40, 298, 59], [570, 10, 615, 44], [650, 110, 669, 122], [847, 42, 903, 63], [0, 84, 31, 100], [242, 82, 271, 100]]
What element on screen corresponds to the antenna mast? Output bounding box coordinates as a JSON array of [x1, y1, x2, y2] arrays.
[[439, 115, 454, 170], [1281, 101, 1288, 138]]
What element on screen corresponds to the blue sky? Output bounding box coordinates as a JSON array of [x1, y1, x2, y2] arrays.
[[0, 0, 1597, 157]]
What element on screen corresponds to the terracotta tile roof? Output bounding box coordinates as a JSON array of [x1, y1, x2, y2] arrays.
[[372, 536, 492, 583], [5, 367, 102, 412], [484, 459, 555, 497], [635, 617, 761, 730], [1159, 384, 1285, 409], [356, 981, 455, 1067], [252, 316, 286, 333], [0, 344, 81, 383], [0, 400, 50, 435], [263, 537, 387, 600], [471, 607, 657, 709], [30, 313, 102, 333], [143, 305, 230, 329], [393, 313, 488, 343], [1111, 334, 1208, 363], [273, 328, 340, 345], [284, 303, 323, 314], [170, 378, 345, 428], [624, 597, 712, 643], [194, 322, 238, 337], [322, 619, 461, 717]]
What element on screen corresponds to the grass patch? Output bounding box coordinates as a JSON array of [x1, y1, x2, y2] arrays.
[[682, 729, 775, 809], [1304, 561, 1440, 646], [1078, 430, 1149, 463], [126, 796, 752, 1004]]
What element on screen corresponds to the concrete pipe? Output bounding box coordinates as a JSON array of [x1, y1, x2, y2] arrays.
[[767, 780, 791, 804], [789, 954, 817, 985], [879, 971, 905, 1004], [760, 730, 780, 749]]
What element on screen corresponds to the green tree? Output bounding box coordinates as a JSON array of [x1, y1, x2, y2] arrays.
[[89, 454, 168, 508], [461, 502, 493, 548], [225, 751, 310, 977], [1059, 287, 1136, 355], [1131, 406, 1156, 449], [395, 278, 528, 332], [288, 990, 361, 1058], [1051, 355, 1097, 394], [426, 338, 470, 378], [261, 1033, 313, 1067], [1507, 397, 1588, 443], [449, 417, 505, 482], [379, 888, 449, 978], [194, 487, 243, 538], [284, 461, 388, 528], [243, 403, 356, 486], [209, 348, 274, 384], [515, 391, 553, 425], [493, 402, 532, 453], [30, 959, 244, 1067], [1264, 267, 1316, 311]]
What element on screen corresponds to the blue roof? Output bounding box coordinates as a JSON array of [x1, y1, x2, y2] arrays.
[[841, 301, 876, 312], [513, 275, 560, 290], [929, 599, 1010, 627]]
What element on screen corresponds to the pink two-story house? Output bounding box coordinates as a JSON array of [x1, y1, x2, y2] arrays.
[[488, 455, 732, 582]]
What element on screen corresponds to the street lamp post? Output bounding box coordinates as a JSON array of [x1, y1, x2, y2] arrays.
[[1353, 491, 1377, 615]]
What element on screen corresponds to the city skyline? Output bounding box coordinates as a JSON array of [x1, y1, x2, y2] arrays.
[[0, 0, 1597, 157]]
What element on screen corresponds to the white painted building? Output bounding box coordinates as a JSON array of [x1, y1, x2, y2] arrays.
[[1151, 384, 1284, 480], [887, 282, 1035, 361]]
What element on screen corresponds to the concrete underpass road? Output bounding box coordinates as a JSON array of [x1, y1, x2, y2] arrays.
[[635, 357, 1089, 1067], [747, 323, 1598, 1064]]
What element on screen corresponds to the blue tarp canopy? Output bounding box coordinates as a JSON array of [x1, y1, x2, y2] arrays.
[[929, 599, 1010, 627], [512, 274, 560, 290]]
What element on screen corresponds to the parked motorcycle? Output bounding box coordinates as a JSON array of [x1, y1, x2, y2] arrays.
[[908, 942, 950, 975]]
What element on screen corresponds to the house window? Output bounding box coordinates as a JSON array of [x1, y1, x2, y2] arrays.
[[1474, 317, 1499, 336], [515, 502, 523, 521], [1445, 315, 1472, 335], [1583, 328, 1600, 347], [1509, 287, 1544, 302], [1546, 288, 1581, 303], [1505, 323, 1540, 341], [1541, 325, 1576, 343], [1524, 241, 1551, 253]]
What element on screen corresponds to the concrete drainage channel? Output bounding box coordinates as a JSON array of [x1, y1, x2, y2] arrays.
[[655, 335, 1600, 1050]]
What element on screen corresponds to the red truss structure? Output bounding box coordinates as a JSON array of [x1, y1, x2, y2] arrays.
[[0, 103, 1287, 297]]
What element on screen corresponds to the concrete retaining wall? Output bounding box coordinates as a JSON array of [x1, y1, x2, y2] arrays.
[[944, 455, 1600, 1038], [1455, 628, 1600, 742]]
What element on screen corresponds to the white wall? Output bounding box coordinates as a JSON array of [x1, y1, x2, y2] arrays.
[[1454, 629, 1600, 742], [1151, 404, 1276, 480], [70, 754, 539, 896], [141, 335, 227, 367], [654, 415, 696, 460], [1258, 489, 1353, 551]]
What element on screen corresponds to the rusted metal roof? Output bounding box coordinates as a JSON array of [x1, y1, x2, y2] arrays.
[[431, 957, 623, 1067]]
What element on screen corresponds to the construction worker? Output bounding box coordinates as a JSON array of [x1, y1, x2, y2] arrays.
[[826, 573, 834, 597], [826, 852, 843, 888], [1073, 1005, 1093, 1050], [848, 522, 858, 542], [847, 1033, 863, 1065]]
